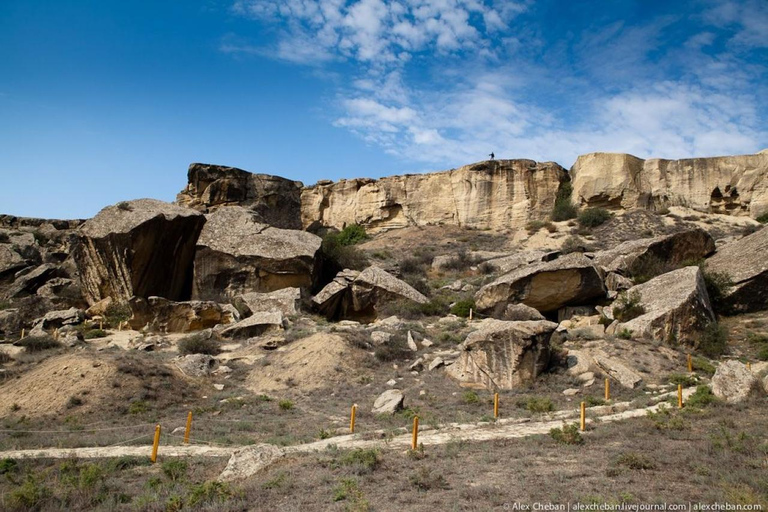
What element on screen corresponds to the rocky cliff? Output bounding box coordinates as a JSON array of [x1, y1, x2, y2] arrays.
[[301, 159, 567, 232], [570, 150, 768, 217]]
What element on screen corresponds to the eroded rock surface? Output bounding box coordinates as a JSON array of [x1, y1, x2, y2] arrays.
[[128, 296, 236, 333], [707, 227, 768, 312]]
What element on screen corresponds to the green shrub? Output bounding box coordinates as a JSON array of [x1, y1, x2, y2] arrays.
[[526, 220, 555, 235], [702, 269, 733, 314], [519, 397, 554, 413], [162, 460, 188, 481], [116, 201, 133, 211], [692, 356, 716, 375], [104, 302, 132, 328], [336, 224, 369, 246], [757, 345, 768, 361], [756, 212, 768, 224], [561, 235, 590, 254], [128, 400, 149, 414], [551, 182, 577, 221], [578, 207, 612, 228], [321, 231, 369, 271], [373, 334, 411, 362], [9, 474, 50, 509], [18, 335, 61, 352], [667, 373, 697, 387], [187, 481, 233, 507], [461, 390, 481, 405], [278, 399, 294, 411], [409, 467, 450, 491], [686, 385, 718, 408], [612, 291, 645, 322], [178, 332, 220, 355], [440, 250, 478, 270], [83, 329, 108, 339], [615, 452, 655, 470], [584, 395, 606, 407], [339, 448, 381, 475], [378, 297, 448, 320], [450, 299, 475, 318], [549, 423, 584, 445], [0, 458, 18, 475], [698, 322, 728, 357], [617, 328, 633, 340]]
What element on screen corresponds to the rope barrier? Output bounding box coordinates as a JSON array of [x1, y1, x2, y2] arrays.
[[0, 423, 158, 434]]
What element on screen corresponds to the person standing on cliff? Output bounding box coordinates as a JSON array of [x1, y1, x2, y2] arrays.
[[489, 152, 495, 160]]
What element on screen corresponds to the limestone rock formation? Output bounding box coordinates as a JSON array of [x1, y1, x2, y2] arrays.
[[593, 228, 715, 275], [475, 253, 606, 315], [220, 311, 284, 339], [192, 207, 321, 301], [232, 288, 301, 318], [447, 319, 556, 390], [706, 227, 768, 312], [73, 199, 205, 306], [372, 389, 405, 415], [176, 163, 303, 229], [711, 361, 759, 403], [312, 266, 428, 320], [570, 151, 768, 217], [301, 159, 567, 232], [128, 296, 236, 333], [175, 354, 217, 377], [218, 444, 285, 482], [612, 267, 715, 344]]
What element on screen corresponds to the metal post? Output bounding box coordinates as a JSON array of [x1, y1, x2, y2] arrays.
[[580, 402, 586, 431], [151, 424, 161, 463], [350, 404, 357, 434], [411, 416, 419, 450], [184, 412, 193, 444]]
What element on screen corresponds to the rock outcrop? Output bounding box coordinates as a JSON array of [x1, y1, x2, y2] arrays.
[[447, 319, 556, 390], [711, 361, 759, 403], [301, 159, 567, 232], [73, 199, 205, 306], [128, 296, 236, 333], [475, 253, 606, 315], [372, 389, 405, 415], [611, 266, 715, 344], [192, 207, 321, 301], [570, 151, 768, 217], [593, 228, 715, 275], [232, 288, 301, 318], [312, 266, 428, 320], [220, 311, 284, 339], [706, 227, 768, 312], [176, 163, 303, 229]]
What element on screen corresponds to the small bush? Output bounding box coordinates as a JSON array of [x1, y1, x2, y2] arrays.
[[410, 467, 450, 491], [116, 201, 133, 211], [461, 390, 481, 405], [104, 302, 132, 328], [578, 207, 612, 228], [612, 291, 645, 322], [278, 399, 294, 411], [373, 335, 411, 362], [0, 232, 9, 243], [83, 329, 108, 339], [552, 182, 577, 221], [187, 481, 233, 507], [692, 356, 716, 375], [615, 452, 655, 470], [378, 297, 448, 320], [702, 269, 733, 314], [525, 220, 550, 235], [698, 322, 728, 357], [339, 448, 381, 475], [450, 299, 475, 318], [0, 458, 18, 475], [617, 328, 633, 340], [686, 385, 718, 408], [667, 373, 697, 387], [584, 396, 606, 407], [321, 232, 369, 271], [441, 250, 478, 270], [549, 423, 584, 445], [162, 460, 188, 481], [128, 400, 149, 414], [0, 351, 12, 364], [178, 332, 220, 355], [336, 224, 369, 246], [519, 397, 554, 413], [18, 335, 61, 352], [66, 396, 84, 408], [561, 235, 590, 254], [756, 212, 768, 224], [9, 474, 50, 509]]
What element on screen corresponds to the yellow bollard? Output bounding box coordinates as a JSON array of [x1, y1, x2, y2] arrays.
[[747, 362, 752, 372], [53, 328, 59, 341], [119, 321, 123, 331], [184, 411, 193, 444], [151, 424, 161, 463], [469, 308, 473, 321], [677, 384, 683, 409], [580, 401, 586, 431], [605, 378, 610, 401], [493, 393, 499, 419], [350, 404, 357, 434], [99, 320, 103, 331], [411, 416, 419, 451], [20, 328, 25, 340], [687, 354, 693, 373]]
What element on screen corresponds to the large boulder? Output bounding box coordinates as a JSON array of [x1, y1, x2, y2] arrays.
[[232, 288, 301, 318], [220, 311, 284, 339], [447, 319, 557, 390], [706, 227, 768, 312], [612, 267, 715, 344], [311, 266, 428, 320], [372, 389, 405, 415], [475, 253, 606, 316], [593, 228, 715, 275], [6, 264, 59, 298], [73, 199, 205, 306], [192, 207, 321, 301], [128, 296, 236, 333], [570, 151, 768, 216], [711, 361, 759, 403], [0, 244, 27, 279], [218, 444, 285, 482], [176, 163, 303, 229]]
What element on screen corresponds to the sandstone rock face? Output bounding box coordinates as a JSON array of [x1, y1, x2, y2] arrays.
[[73, 199, 205, 306], [706, 227, 768, 312], [218, 444, 285, 482], [220, 311, 284, 339], [447, 319, 557, 390], [0, 245, 27, 279], [175, 354, 216, 377], [192, 207, 321, 301], [176, 163, 303, 229], [372, 389, 405, 415], [711, 361, 759, 403], [571, 151, 768, 217], [475, 253, 606, 315], [593, 228, 715, 275], [232, 288, 301, 318], [614, 267, 715, 344], [128, 296, 236, 333], [301, 159, 567, 232], [311, 266, 428, 320]]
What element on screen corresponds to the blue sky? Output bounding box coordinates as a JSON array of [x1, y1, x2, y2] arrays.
[[1, 0, 766, 219]]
